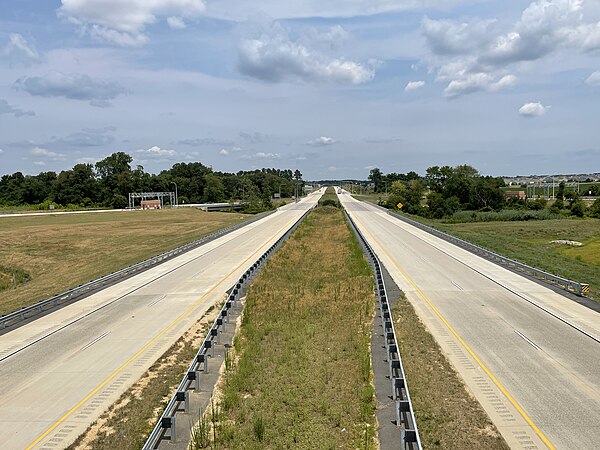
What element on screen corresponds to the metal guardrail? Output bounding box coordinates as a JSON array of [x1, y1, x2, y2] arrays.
[[344, 210, 422, 450], [387, 210, 590, 297], [143, 205, 315, 450], [0, 209, 278, 330]]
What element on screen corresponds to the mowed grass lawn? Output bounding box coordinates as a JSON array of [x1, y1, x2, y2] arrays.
[[0, 209, 249, 315], [210, 206, 377, 449], [432, 219, 600, 300]]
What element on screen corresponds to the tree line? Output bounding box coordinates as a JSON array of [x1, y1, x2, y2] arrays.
[[0, 152, 304, 212], [368, 165, 599, 219]]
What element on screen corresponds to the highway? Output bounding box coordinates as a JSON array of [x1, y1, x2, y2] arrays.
[[339, 191, 600, 450], [0, 190, 322, 449]]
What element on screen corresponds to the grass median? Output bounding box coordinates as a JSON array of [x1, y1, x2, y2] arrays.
[[0, 208, 249, 315], [201, 206, 377, 449]]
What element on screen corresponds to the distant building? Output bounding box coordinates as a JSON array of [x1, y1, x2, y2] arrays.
[[141, 199, 161, 210], [505, 190, 526, 200]]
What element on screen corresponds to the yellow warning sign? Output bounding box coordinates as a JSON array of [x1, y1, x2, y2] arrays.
[[582, 284, 590, 294], [397, 202, 403, 209]]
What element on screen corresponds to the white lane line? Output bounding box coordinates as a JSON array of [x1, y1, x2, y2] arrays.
[[514, 330, 542, 351], [375, 207, 600, 346], [148, 295, 166, 307], [451, 281, 464, 290], [80, 331, 111, 351]]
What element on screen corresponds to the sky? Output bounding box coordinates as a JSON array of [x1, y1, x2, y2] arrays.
[[0, 0, 599, 179]]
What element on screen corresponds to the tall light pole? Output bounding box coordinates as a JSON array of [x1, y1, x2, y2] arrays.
[[171, 181, 178, 207]]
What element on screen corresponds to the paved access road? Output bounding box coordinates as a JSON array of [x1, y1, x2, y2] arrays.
[[0, 191, 322, 449], [339, 191, 600, 450]]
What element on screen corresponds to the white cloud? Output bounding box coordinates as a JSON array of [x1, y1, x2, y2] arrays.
[[422, 0, 600, 97], [444, 73, 516, 98], [15, 72, 127, 107], [327, 166, 337, 172], [585, 71, 600, 86], [519, 102, 548, 117], [238, 21, 374, 84], [242, 151, 280, 160], [219, 148, 229, 155], [137, 145, 178, 157], [167, 16, 186, 29], [307, 136, 337, 146], [30, 147, 66, 160], [0, 148, 4, 154], [34, 161, 46, 166], [58, 0, 205, 46], [405, 80, 425, 91], [3, 33, 39, 60]]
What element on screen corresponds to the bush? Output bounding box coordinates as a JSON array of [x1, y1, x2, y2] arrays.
[[590, 198, 600, 218], [570, 201, 586, 217], [319, 198, 340, 208]]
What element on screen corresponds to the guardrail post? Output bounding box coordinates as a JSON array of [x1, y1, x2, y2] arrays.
[[162, 416, 176, 442]]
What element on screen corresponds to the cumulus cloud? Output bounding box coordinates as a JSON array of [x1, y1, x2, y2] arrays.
[[241, 151, 280, 160], [167, 16, 186, 29], [30, 146, 66, 160], [422, 0, 600, 97], [307, 136, 337, 146], [238, 21, 374, 84], [219, 148, 229, 155], [15, 72, 127, 106], [585, 71, 600, 86], [0, 99, 35, 117], [58, 0, 205, 46], [3, 33, 39, 60], [445, 73, 516, 98], [0, 148, 4, 154], [405, 80, 425, 91], [137, 145, 178, 157], [519, 102, 548, 117]]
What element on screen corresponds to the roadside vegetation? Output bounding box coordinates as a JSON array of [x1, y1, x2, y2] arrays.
[[0, 152, 305, 213], [0, 208, 249, 315], [392, 291, 509, 449], [318, 186, 341, 207], [192, 206, 376, 449], [366, 165, 600, 220]]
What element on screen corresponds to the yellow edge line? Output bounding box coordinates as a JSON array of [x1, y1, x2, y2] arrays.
[[351, 210, 555, 450], [27, 210, 301, 449]]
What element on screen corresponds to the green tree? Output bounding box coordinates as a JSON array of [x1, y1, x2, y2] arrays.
[[203, 174, 225, 202], [368, 167, 383, 193]]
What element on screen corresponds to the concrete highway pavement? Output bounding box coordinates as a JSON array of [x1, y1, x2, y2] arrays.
[[0, 190, 322, 449], [339, 191, 600, 450]]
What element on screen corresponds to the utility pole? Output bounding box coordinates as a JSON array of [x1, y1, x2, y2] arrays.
[[171, 181, 178, 207]]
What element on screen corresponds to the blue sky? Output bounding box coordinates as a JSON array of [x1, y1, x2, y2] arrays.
[[0, 0, 599, 179]]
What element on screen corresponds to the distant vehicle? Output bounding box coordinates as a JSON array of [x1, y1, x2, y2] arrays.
[[337, 189, 342, 194]]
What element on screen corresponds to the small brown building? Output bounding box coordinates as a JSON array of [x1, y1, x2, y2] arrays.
[[505, 190, 526, 200], [141, 199, 161, 210]]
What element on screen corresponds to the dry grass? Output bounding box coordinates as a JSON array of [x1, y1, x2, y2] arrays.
[[392, 292, 509, 449], [200, 206, 377, 449], [0, 208, 249, 315]]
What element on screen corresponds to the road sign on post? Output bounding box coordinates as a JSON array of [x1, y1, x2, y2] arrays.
[[397, 202, 403, 209]]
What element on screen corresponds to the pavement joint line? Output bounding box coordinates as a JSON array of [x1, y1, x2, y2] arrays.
[[348, 206, 555, 450], [379, 210, 600, 345], [25, 210, 305, 450]]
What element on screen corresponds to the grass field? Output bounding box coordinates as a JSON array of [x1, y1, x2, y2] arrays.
[[201, 206, 377, 449], [0, 209, 249, 315]]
